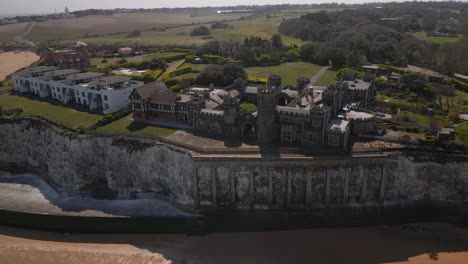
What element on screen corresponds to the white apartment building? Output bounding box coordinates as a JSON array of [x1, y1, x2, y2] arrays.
[[13, 66, 144, 114]]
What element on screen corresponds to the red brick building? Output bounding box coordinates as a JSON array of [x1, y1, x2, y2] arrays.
[[43, 47, 91, 69]]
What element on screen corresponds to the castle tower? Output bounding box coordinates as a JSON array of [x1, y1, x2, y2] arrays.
[[296, 77, 310, 93], [223, 94, 241, 147], [256, 87, 277, 146], [268, 74, 282, 88]]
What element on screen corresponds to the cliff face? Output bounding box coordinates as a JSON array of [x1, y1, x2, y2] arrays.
[[0, 118, 467, 209], [0, 119, 195, 205]]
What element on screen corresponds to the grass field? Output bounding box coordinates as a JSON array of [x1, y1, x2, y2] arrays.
[[91, 57, 136, 68], [96, 114, 175, 137], [410, 32, 462, 44], [143, 52, 189, 61], [113, 12, 252, 25], [182, 63, 206, 72], [0, 22, 28, 42], [314, 70, 337, 86], [71, 12, 308, 47], [0, 92, 102, 128], [246, 62, 322, 86], [455, 123, 468, 146]]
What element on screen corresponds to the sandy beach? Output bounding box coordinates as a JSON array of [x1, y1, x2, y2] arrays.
[[0, 51, 40, 81], [0, 223, 466, 264]]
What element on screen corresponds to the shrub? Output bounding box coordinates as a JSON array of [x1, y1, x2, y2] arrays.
[[127, 30, 141, 38], [248, 77, 267, 85], [191, 26, 210, 36], [163, 77, 178, 87], [179, 77, 195, 88], [254, 54, 281, 66], [130, 70, 163, 83], [168, 66, 192, 77], [170, 85, 182, 93], [116, 58, 128, 64], [101, 59, 108, 63], [201, 54, 225, 64], [211, 22, 228, 29]]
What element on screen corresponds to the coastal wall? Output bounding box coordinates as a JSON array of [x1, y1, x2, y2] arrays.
[[0, 118, 467, 210]]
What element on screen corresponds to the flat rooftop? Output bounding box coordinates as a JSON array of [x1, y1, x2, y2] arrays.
[[43, 69, 80, 77], [66, 72, 104, 81], [16, 66, 58, 76], [91, 76, 131, 85], [329, 119, 349, 133], [344, 80, 372, 90], [347, 110, 374, 120]]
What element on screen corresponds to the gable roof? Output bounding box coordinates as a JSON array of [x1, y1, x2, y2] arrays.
[[150, 91, 178, 105], [134, 80, 169, 100]]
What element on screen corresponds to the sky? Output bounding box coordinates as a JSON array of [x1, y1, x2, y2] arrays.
[[0, 0, 436, 15]]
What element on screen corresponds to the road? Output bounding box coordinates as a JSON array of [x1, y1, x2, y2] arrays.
[[310, 66, 331, 85], [14, 21, 36, 47]]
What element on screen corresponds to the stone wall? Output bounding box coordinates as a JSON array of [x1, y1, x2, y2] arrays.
[[193, 157, 468, 209], [0, 118, 467, 210]]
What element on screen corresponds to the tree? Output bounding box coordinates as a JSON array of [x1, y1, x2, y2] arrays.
[[117, 58, 128, 64], [195, 64, 246, 86], [222, 63, 247, 85], [196, 41, 220, 56], [195, 65, 224, 86], [233, 47, 256, 65], [300, 44, 316, 61], [271, 34, 283, 49], [191, 26, 210, 36]]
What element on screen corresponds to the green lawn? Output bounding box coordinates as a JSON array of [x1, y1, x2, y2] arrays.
[[375, 92, 422, 108], [410, 32, 462, 44], [96, 114, 175, 137], [180, 63, 206, 72], [314, 70, 337, 86], [143, 52, 190, 61], [246, 62, 322, 86], [0, 93, 102, 128], [455, 124, 468, 146], [91, 57, 136, 68], [399, 110, 449, 127]]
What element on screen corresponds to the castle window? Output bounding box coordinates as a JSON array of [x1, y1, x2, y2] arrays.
[[281, 125, 293, 142], [328, 135, 339, 146], [306, 132, 318, 144], [282, 130, 292, 142], [312, 119, 321, 127]]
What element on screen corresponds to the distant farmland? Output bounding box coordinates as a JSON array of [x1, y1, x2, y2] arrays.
[[72, 12, 308, 47], [0, 22, 28, 41], [18, 12, 253, 42]]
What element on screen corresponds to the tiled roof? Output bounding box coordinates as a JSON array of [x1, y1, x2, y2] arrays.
[[134, 80, 169, 100], [135, 81, 169, 99], [150, 91, 178, 105]]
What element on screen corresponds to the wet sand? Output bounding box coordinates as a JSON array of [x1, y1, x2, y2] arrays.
[[0, 51, 40, 81], [0, 223, 467, 264]]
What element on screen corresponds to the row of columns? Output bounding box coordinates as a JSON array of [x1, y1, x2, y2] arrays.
[[192, 164, 387, 209]]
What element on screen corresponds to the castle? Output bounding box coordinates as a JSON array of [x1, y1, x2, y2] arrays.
[[130, 73, 377, 152]]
